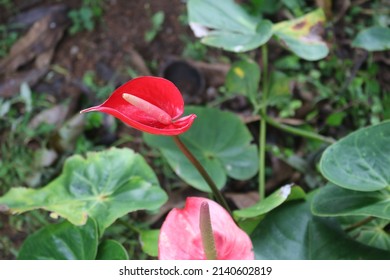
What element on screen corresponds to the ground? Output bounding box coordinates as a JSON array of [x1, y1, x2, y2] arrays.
[[0, 0, 389, 259], [0, 0, 223, 259]]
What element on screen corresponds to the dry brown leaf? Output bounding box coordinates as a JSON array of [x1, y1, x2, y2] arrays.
[[0, 4, 69, 97]]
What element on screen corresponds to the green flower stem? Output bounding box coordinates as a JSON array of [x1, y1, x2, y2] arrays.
[[199, 202, 218, 260], [259, 44, 269, 201], [263, 114, 336, 144], [172, 135, 231, 214]]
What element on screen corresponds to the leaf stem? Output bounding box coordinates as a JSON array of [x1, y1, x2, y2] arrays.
[[172, 135, 231, 214], [259, 44, 269, 200], [345, 216, 375, 233], [262, 114, 336, 144]]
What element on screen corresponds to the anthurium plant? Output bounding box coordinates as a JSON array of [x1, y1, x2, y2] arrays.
[[0, 0, 389, 260]]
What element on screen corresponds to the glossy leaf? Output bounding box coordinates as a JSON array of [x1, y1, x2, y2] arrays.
[[273, 9, 329, 60], [96, 240, 129, 260], [187, 0, 273, 52], [352, 26, 390, 51], [144, 106, 258, 192], [312, 183, 390, 219], [0, 148, 168, 233], [81, 76, 196, 135], [225, 59, 260, 103], [339, 217, 390, 252], [251, 193, 390, 259], [235, 185, 305, 235], [237, 216, 263, 236], [18, 219, 98, 260], [234, 184, 305, 219], [320, 121, 390, 191], [159, 197, 254, 260], [139, 229, 159, 257]]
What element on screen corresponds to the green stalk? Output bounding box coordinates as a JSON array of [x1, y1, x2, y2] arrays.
[[258, 44, 269, 200], [263, 115, 335, 144], [172, 135, 231, 214], [199, 202, 218, 260]]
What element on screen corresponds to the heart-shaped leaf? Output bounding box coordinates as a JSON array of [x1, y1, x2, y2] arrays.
[[96, 240, 129, 260], [352, 26, 390, 51], [225, 59, 261, 103], [144, 107, 258, 192], [312, 183, 390, 219], [234, 184, 305, 219], [320, 121, 390, 192], [18, 218, 98, 260], [0, 148, 168, 233], [251, 192, 390, 259], [340, 217, 390, 252], [273, 9, 329, 60], [187, 0, 273, 52]]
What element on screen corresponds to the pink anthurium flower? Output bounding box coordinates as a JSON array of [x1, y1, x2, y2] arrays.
[[80, 76, 197, 135], [159, 197, 254, 260]]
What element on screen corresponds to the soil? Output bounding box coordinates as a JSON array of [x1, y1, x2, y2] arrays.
[[0, 0, 388, 260], [0, 0, 226, 260], [53, 0, 189, 78], [1, 0, 211, 99]]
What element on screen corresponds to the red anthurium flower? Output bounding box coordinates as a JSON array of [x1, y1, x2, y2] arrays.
[[80, 76, 197, 135], [159, 197, 254, 260]]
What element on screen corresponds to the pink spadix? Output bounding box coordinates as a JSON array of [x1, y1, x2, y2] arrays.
[[122, 93, 172, 125]]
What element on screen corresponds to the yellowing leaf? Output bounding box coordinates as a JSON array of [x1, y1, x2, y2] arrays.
[[273, 9, 329, 61]]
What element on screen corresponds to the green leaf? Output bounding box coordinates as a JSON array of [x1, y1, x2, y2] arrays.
[[237, 216, 264, 236], [96, 240, 129, 260], [352, 26, 390, 51], [139, 229, 159, 257], [273, 9, 329, 60], [151, 11, 165, 28], [320, 121, 390, 191], [18, 218, 98, 260], [234, 184, 304, 219], [145, 11, 165, 42], [312, 183, 390, 219], [326, 111, 346, 126], [248, 0, 282, 15], [251, 193, 390, 259], [237, 185, 305, 235], [187, 0, 273, 52], [269, 71, 293, 96], [225, 59, 260, 102], [0, 148, 168, 233], [144, 107, 258, 192], [339, 217, 390, 252]]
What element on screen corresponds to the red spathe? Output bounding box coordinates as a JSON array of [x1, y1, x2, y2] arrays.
[[81, 76, 196, 135]]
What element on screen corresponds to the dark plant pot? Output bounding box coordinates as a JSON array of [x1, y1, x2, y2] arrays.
[[161, 59, 205, 104]]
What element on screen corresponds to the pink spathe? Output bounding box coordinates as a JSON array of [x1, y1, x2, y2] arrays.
[[159, 197, 254, 260]]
